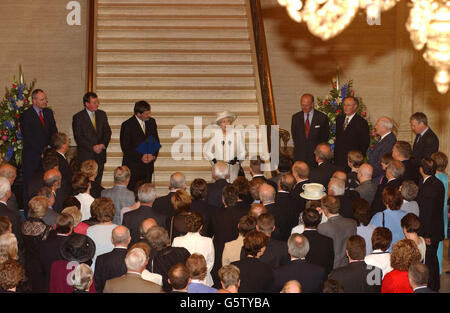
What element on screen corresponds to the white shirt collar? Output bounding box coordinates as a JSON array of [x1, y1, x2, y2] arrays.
[[420, 127, 429, 137], [423, 175, 431, 184], [413, 286, 427, 291], [0, 201, 7, 206], [278, 190, 289, 194], [57, 151, 66, 159], [345, 113, 356, 124], [380, 131, 392, 141]]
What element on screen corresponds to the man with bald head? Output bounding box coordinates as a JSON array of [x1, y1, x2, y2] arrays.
[[94, 225, 131, 293], [368, 116, 397, 180], [291, 93, 329, 167], [290, 161, 310, 219], [206, 162, 230, 208], [276, 173, 301, 231], [0, 163, 19, 213], [355, 164, 377, 205], [334, 97, 370, 170], [309, 143, 340, 189], [260, 183, 290, 241], [43, 168, 64, 213], [153, 172, 186, 217]]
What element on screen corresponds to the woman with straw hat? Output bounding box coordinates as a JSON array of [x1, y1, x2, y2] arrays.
[[204, 111, 246, 183]]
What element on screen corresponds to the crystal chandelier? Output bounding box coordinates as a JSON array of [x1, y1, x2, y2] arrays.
[[278, 0, 450, 94]]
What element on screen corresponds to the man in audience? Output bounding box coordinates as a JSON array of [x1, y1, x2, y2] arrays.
[[190, 178, 216, 237], [94, 225, 130, 293], [355, 163, 377, 205], [103, 247, 163, 293], [318, 195, 357, 269], [233, 177, 251, 213], [392, 141, 420, 184], [153, 172, 186, 217], [51, 132, 73, 205], [270, 154, 293, 187], [334, 96, 370, 170], [291, 161, 310, 208], [408, 262, 436, 293], [281, 280, 302, 293], [186, 253, 217, 293], [26, 154, 59, 206], [0, 164, 19, 213], [371, 160, 404, 216], [347, 151, 364, 189], [270, 234, 325, 293], [260, 183, 290, 241], [255, 213, 290, 269], [302, 208, 334, 276], [206, 162, 229, 208], [249, 156, 277, 191], [0, 177, 22, 254], [43, 168, 63, 213], [291, 93, 329, 167], [248, 203, 267, 218], [218, 264, 240, 293], [248, 178, 264, 204], [410, 112, 439, 167], [369, 116, 397, 180], [417, 157, 445, 291], [327, 178, 355, 219], [329, 235, 382, 293], [276, 173, 300, 230], [122, 183, 167, 244], [222, 215, 257, 266], [101, 166, 135, 225], [309, 143, 338, 188], [399, 180, 420, 216], [168, 263, 190, 293], [37, 186, 60, 227]]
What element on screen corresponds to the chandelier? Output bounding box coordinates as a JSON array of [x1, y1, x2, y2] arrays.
[[278, 0, 450, 94]]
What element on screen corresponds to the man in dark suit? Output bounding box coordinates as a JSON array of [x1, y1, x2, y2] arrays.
[[417, 157, 445, 292], [153, 172, 186, 218], [0, 164, 19, 213], [260, 183, 290, 242], [270, 233, 325, 293], [408, 262, 437, 293], [334, 97, 370, 170], [0, 177, 23, 257], [368, 117, 397, 180], [20, 89, 58, 215], [190, 178, 218, 238], [302, 208, 334, 276], [392, 141, 420, 185], [309, 143, 340, 189], [120, 101, 159, 191], [291, 93, 329, 168], [329, 235, 382, 293], [51, 133, 73, 205], [206, 161, 230, 208], [275, 173, 299, 231], [94, 225, 130, 293], [290, 161, 310, 218], [72, 92, 111, 185], [249, 156, 278, 191], [122, 184, 167, 244], [410, 112, 439, 167]]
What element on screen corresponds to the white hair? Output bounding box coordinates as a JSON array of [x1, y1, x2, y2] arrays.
[[0, 177, 11, 199], [379, 116, 393, 131], [138, 184, 157, 203], [328, 178, 345, 196], [71, 263, 93, 291], [125, 248, 147, 272], [214, 161, 229, 180]]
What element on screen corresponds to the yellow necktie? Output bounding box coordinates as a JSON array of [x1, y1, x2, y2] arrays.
[[91, 111, 96, 131]]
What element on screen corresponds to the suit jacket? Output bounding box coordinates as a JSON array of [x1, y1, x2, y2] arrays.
[[264, 203, 291, 242], [153, 191, 176, 218], [0, 202, 23, 258], [401, 159, 420, 185], [101, 185, 135, 225], [412, 128, 439, 167], [39, 232, 68, 291], [303, 229, 334, 276], [291, 109, 329, 167], [251, 175, 278, 192], [255, 237, 290, 269], [417, 176, 445, 243], [290, 180, 310, 219], [368, 132, 397, 179], [103, 272, 163, 293], [334, 114, 370, 168], [370, 178, 402, 217], [336, 193, 358, 219], [20, 107, 58, 179], [318, 215, 357, 269], [231, 257, 274, 293], [94, 247, 128, 293], [122, 205, 168, 244], [355, 180, 378, 206], [270, 258, 325, 293], [120, 116, 159, 186], [72, 109, 111, 165], [329, 261, 382, 293], [413, 286, 437, 293], [310, 162, 339, 189], [275, 191, 300, 231], [152, 246, 191, 292], [206, 179, 229, 208], [56, 152, 73, 200], [191, 199, 217, 237]]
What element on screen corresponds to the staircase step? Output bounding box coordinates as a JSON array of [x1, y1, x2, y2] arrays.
[[97, 29, 248, 40], [97, 6, 246, 18], [97, 18, 248, 29], [96, 40, 251, 52], [98, 0, 245, 5]]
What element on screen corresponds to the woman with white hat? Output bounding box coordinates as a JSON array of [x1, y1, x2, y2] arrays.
[[204, 111, 246, 183]]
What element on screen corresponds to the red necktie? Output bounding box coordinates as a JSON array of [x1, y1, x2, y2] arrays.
[[305, 113, 310, 138], [39, 110, 45, 128]]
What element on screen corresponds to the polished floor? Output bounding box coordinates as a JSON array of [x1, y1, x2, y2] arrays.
[[440, 239, 450, 292]]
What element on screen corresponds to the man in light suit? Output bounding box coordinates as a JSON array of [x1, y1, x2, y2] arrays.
[[120, 101, 159, 191], [101, 166, 135, 225], [318, 195, 357, 269], [103, 247, 163, 293], [410, 112, 439, 167], [291, 93, 329, 168], [72, 92, 111, 185], [368, 116, 397, 180], [334, 97, 370, 170]]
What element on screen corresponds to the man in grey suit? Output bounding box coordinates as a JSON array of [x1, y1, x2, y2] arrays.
[[318, 195, 357, 269], [103, 247, 163, 293], [101, 166, 135, 225], [368, 116, 397, 181], [355, 164, 377, 206]]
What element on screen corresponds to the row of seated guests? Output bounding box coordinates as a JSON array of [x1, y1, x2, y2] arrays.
[[0, 141, 447, 292]]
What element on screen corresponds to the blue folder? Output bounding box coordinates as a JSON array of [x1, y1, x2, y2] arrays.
[[136, 136, 161, 155]]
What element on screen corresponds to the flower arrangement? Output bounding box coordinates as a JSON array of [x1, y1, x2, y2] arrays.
[[316, 78, 377, 153], [0, 68, 35, 165]]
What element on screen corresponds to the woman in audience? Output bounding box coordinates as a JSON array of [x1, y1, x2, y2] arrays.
[[172, 212, 215, 287], [80, 159, 104, 198], [0, 233, 18, 264], [73, 172, 94, 221], [71, 263, 94, 293], [61, 206, 87, 235], [381, 239, 421, 293], [431, 151, 448, 274], [0, 259, 24, 293], [86, 198, 118, 269], [190, 178, 213, 237], [399, 180, 419, 216], [369, 186, 407, 250], [364, 227, 393, 277], [291, 200, 325, 235], [21, 196, 53, 292], [129, 241, 162, 286], [169, 190, 192, 241], [353, 198, 376, 255], [186, 253, 217, 293], [0, 216, 11, 235], [401, 213, 426, 263], [222, 215, 257, 266]]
